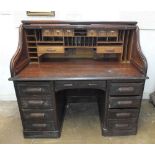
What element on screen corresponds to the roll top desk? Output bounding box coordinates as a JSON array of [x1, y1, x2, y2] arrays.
[[9, 21, 148, 138]]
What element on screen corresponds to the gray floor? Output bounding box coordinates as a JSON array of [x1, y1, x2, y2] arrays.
[[0, 100, 155, 144]]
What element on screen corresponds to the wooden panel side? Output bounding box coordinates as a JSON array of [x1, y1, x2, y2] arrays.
[[10, 25, 29, 77]]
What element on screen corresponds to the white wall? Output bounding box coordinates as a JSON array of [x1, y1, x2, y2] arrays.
[[0, 0, 155, 100]]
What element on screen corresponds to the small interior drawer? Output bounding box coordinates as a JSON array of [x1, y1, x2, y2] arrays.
[[16, 82, 51, 97], [87, 29, 97, 36], [108, 109, 139, 119], [22, 109, 55, 122], [42, 29, 53, 36], [96, 46, 123, 54], [37, 46, 64, 56], [23, 122, 57, 131], [55, 80, 106, 91], [107, 30, 118, 37], [53, 29, 64, 36], [64, 29, 74, 36], [20, 97, 53, 109], [98, 30, 107, 36], [109, 83, 144, 96], [109, 96, 141, 108]]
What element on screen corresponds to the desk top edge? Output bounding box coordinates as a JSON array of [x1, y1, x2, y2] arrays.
[[22, 20, 137, 25]]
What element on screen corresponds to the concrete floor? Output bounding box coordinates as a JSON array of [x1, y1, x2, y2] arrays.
[[0, 100, 155, 144]]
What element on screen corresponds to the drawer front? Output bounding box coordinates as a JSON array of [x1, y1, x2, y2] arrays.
[[98, 30, 107, 36], [109, 83, 144, 96], [37, 46, 64, 55], [64, 29, 74, 36], [20, 97, 53, 109], [23, 122, 57, 131], [96, 46, 123, 54], [87, 30, 97, 36], [109, 96, 141, 108], [22, 109, 55, 122], [108, 119, 137, 131], [53, 29, 64, 36], [107, 30, 118, 37], [55, 80, 106, 91], [16, 82, 51, 97], [42, 29, 53, 36], [108, 109, 139, 119]]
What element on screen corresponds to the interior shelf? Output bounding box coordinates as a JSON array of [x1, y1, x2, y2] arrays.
[[25, 28, 133, 63]]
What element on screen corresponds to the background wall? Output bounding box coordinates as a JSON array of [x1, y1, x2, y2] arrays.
[[0, 0, 155, 100]]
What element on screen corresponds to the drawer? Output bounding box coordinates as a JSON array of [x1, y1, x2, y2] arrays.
[[24, 131, 60, 138], [53, 29, 64, 36], [16, 82, 51, 97], [109, 96, 141, 108], [108, 109, 139, 119], [87, 29, 97, 36], [98, 30, 107, 36], [23, 122, 57, 131], [108, 119, 137, 131], [55, 80, 106, 91], [22, 109, 55, 122], [109, 83, 144, 96], [107, 30, 118, 37], [64, 29, 74, 36], [42, 29, 53, 36], [20, 97, 53, 109], [37, 46, 64, 55], [96, 46, 123, 54]]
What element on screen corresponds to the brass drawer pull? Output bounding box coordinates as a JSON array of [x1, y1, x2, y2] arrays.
[[88, 83, 97, 86], [28, 100, 44, 105], [115, 124, 129, 128], [23, 88, 42, 93], [29, 113, 45, 118], [47, 49, 56, 52], [117, 100, 133, 105], [63, 83, 73, 87], [118, 87, 134, 92], [106, 50, 114, 53], [32, 123, 47, 128], [116, 113, 131, 117]]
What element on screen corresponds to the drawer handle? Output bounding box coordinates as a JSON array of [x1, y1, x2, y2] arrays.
[[118, 87, 134, 92], [88, 83, 97, 86], [28, 100, 44, 106], [63, 83, 73, 87], [106, 49, 114, 53], [23, 88, 43, 93], [47, 49, 56, 52], [115, 124, 129, 128], [32, 123, 47, 128], [117, 100, 133, 105], [116, 113, 131, 117], [29, 113, 45, 118]]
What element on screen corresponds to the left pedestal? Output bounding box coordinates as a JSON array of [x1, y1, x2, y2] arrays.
[[14, 81, 61, 138]]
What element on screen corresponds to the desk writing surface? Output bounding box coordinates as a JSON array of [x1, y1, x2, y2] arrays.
[[14, 59, 145, 80]]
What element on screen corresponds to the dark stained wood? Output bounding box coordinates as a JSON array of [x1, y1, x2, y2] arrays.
[[23, 24, 137, 30], [130, 28, 148, 75], [9, 21, 148, 138], [10, 60, 146, 81], [22, 20, 137, 25], [10, 26, 29, 77]]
